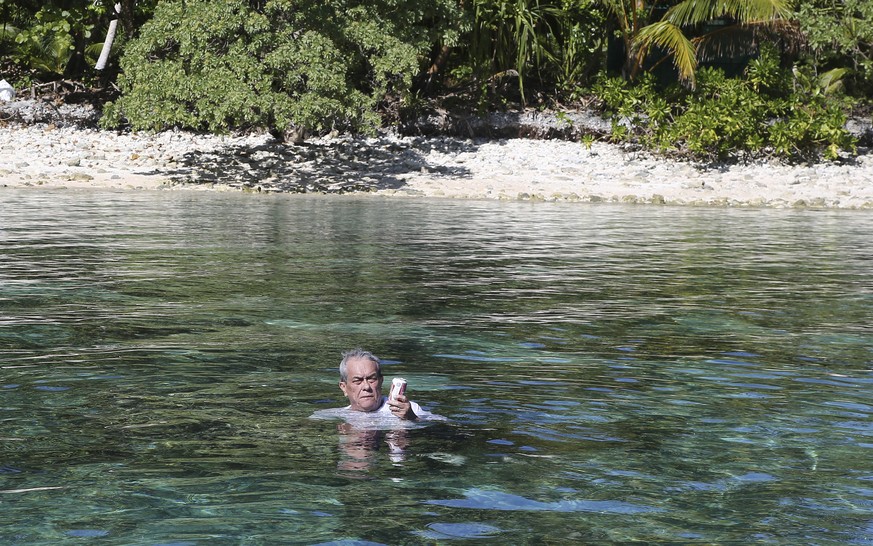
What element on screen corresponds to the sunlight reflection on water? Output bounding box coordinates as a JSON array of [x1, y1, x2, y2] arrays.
[[1, 191, 871, 544]]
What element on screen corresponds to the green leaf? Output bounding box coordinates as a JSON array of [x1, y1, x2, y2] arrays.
[[664, 0, 791, 28], [635, 21, 697, 85]]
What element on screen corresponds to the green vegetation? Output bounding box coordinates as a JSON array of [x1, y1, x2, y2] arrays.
[[0, 0, 158, 87], [457, 0, 605, 106], [102, 0, 460, 136], [599, 0, 791, 85], [796, 0, 873, 96], [1, 1, 110, 82], [2, 0, 871, 162], [596, 46, 856, 162]]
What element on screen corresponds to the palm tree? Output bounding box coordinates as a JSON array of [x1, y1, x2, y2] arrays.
[[602, 0, 792, 86]]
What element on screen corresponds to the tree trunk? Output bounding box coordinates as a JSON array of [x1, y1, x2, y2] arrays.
[[120, 0, 136, 37], [96, 3, 121, 71]]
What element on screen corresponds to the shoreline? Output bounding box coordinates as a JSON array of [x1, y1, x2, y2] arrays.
[[2, 123, 873, 209]]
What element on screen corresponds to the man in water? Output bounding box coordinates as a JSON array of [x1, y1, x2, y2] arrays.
[[338, 348, 428, 421]]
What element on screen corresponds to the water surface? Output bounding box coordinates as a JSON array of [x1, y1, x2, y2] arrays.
[[1, 190, 872, 544]]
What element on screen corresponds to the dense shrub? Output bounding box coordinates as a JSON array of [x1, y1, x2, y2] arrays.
[[2, 0, 868, 166], [101, 0, 460, 136], [595, 47, 856, 162], [796, 0, 873, 97], [454, 0, 604, 107]]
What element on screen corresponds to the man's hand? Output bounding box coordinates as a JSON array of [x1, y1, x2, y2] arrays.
[[388, 394, 417, 420]]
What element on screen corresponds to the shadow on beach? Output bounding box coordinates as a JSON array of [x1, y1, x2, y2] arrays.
[[150, 136, 479, 193]]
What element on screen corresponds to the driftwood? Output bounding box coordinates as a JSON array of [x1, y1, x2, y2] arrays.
[[27, 80, 89, 100]]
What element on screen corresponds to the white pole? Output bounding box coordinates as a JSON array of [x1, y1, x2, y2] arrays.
[[95, 3, 121, 71]]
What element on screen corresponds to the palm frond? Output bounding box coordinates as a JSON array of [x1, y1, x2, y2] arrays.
[[598, 0, 631, 34], [665, 0, 792, 28], [694, 26, 758, 62], [0, 24, 21, 41], [694, 17, 800, 62], [31, 32, 73, 75], [635, 21, 697, 85], [819, 68, 849, 95], [86, 41, 107, 59], [724, 0, 793, 22]]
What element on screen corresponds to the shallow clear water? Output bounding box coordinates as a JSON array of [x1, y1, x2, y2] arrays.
[[1, 190, 872, 545]]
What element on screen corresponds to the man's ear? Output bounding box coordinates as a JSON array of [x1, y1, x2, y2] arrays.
[[339, 381, 349, 397]]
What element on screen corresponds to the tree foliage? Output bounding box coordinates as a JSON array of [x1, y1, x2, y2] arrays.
[[0, 0, 162, 86], [459, 0, 604, 106], [101, 0, 460, 136], [596, 45, 856, 162], [2, 0, 870, 163], [600, 0, 792, 86], [0, 1, 118, 80], [796, 0, 873, 95]]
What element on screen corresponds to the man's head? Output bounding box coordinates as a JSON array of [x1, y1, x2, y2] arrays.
[[338, 348, 384, 412]]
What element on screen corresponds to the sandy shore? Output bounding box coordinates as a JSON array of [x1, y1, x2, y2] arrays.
[[2, 123, 872, 208]]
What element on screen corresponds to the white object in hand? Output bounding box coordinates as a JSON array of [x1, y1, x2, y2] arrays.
[[389, 377, 407, 401]]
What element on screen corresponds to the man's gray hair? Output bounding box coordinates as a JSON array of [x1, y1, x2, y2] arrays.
[[339, 348, 381, 382]]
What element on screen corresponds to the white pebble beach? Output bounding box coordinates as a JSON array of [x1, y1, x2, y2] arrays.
[[2, 123, 873, 208]]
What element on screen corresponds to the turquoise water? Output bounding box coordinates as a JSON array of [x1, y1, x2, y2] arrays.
[[1, 190, 872, 544]]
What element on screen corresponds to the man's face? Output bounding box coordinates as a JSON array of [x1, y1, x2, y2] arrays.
[[339, 357, 384, 412]]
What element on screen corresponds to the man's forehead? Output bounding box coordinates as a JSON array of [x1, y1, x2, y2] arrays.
[[346, 357, 379, 375]]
